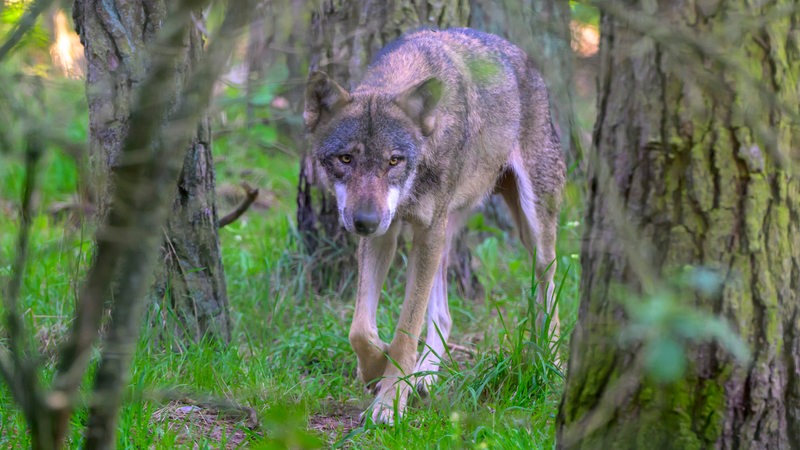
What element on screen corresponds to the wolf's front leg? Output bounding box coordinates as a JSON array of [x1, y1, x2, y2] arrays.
[[349, 222, 400, 387], [370, 221, 446, 424]]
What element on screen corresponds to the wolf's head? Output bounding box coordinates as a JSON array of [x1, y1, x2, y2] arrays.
[[304, 71, 442, 237]]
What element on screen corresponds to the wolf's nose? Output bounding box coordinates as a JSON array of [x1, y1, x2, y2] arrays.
[[353, 210, 380, 235]]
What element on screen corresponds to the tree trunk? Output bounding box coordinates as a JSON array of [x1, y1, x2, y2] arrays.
[[74, 0, 230, 345], [558, 1, 800, 448], [151, 21, 231, 345], [297, 0, 470, 294]]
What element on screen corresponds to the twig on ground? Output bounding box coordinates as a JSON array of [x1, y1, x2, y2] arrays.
[[149, 388, 259, 428], [447, 343, 475, 357]]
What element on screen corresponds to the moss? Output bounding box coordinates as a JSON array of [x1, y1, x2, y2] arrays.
[[630, 375, 702, 449], [703, 209, 734, 260], [667, 379, 703, 450], [634, 364, 730, 448], [563, 335, 620, 421], [698, 374, 728, 442], [743, 173, 769, 253], [665, 225, 698, 266], [688, 142, 715, 213], [711, 125, 740, 211], [772, 204, 790, 237]]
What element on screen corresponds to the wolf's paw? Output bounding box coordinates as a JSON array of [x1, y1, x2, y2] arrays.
[[412, 354, 441, 397], [371, 401, 397, 426], [413, 369, 439, 398], [366, 377, 411, 425], [413, 374, 438, 398]]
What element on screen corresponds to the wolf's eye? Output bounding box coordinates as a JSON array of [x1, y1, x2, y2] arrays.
[[338, 154, 352, 164], [389, 156, 403, 166]]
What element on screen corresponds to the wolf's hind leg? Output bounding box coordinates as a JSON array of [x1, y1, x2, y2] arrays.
[[498, 156, 561, 342], [413, 263, 449, 395], [350, 220, 401, 387]]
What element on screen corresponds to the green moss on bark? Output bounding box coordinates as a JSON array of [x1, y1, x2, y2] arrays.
[[558, 1, 800, 448]]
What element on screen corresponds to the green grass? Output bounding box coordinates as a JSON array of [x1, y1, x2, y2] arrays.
[[0, 117, 583, 449]]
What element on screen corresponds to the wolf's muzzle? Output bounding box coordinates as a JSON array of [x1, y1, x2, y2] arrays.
[[353, 208, 380, 235]]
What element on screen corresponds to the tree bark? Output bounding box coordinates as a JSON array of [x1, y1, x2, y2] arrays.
[[151, 20, 231, 345], [297, 0, 470, 294], [558, 1, 800, 448], [74, 0, 230, 345]]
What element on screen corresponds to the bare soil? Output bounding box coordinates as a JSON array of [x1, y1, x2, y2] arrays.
[[151, 400, 258, 449]]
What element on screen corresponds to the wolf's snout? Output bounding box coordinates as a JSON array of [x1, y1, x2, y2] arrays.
[[353, 209, 380, 235]]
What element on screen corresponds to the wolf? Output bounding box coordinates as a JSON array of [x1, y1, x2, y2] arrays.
[[304, 27, 565, 424]]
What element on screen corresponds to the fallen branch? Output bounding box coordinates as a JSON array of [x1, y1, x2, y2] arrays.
[[219, 181, 260, 228], [149, 387, 259, 429]]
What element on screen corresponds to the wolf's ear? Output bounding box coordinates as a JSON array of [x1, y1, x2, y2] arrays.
[[395, 77, 443, 136], [304, 71, 351, 132]]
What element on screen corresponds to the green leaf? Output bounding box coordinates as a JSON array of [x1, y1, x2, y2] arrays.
[[570, 1, 600, 27], [645, 337, 686, 383], [250, 86, 275, 107]]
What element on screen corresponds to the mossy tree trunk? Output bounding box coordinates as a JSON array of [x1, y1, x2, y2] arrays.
[[74, 0, 230, 345], [557, 1, 800, 448], [297, 0, 470, 294]]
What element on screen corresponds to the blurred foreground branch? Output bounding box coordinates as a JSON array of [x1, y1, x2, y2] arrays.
[[0, 0, 54, 61], [0, 0, 258, 447], [0, 129, 45, 444]]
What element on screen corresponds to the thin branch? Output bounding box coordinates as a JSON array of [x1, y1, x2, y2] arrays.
[[219, 182, 260, 227], [5, 132, 42, 343], [0, 0, 54, 61], [0, 129, 46, 443]]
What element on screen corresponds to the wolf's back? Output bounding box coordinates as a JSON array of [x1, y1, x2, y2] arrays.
[[354, 28, 536, 100]]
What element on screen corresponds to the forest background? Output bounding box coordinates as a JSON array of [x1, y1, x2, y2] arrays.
[[1, 0, 796, 449]]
